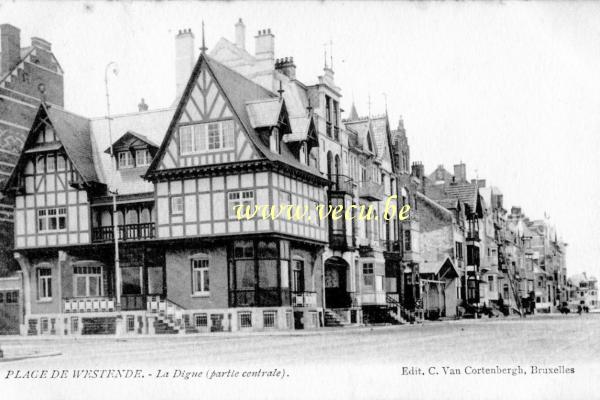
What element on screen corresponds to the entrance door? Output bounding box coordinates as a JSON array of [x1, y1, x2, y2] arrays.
[[121, 266, 145, 310], [0, 290, 20, 335], [324, 258, 351, 308]]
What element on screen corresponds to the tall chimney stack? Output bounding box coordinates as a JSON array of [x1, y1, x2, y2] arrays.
[[255, 29, 274, 62], [175, 28, 195, 99], [453, 163, 467, 183], [235, 18, 246, 50], [0, 24, 21, 76]]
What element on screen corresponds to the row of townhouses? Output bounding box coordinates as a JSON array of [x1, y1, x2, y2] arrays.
[[0, 20, 570, 336]]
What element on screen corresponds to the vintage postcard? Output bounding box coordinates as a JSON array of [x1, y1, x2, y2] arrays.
[[0, 1, 597, 399]]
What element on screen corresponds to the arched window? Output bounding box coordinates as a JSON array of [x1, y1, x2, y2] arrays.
[[126, 209, 139, 225], [334, 154, 341, 181], [36, 262, 53, 300]]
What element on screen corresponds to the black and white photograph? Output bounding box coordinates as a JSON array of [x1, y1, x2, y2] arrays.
[[0, 1, 598, 399]]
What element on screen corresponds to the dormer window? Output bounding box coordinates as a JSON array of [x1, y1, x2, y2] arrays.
[[118, 151, 134, 169], [270, 127, 280, 154], [136, 149, 151, 166]]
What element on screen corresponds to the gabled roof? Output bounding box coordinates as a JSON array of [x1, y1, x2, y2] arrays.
[[369, 115, 392, 159], [284, 115, 318, 145], [5, 104, 99, 190], [46, 106, 99, 184], [246, 98, 283, 129], [146, 54, 325, 182], [420, 257, 459, 279], [443, 183, 481, 215], [344, 118, 376, 155], [103, 130, 160, 154], [416, 192, 454, 222]]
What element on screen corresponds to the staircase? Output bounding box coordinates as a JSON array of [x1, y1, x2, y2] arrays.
[[385, 294, 418, 324], [324, 309, 351, 327], [147, 296, 187, 334]]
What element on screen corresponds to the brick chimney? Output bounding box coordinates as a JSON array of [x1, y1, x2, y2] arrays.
[[0, 24, 21, 75], [235, 18, 246, 50], [453, 163, 467, 182], [275, 57, 296, 80], [255, 29, 274, 62], [175, 28, 195, 99]]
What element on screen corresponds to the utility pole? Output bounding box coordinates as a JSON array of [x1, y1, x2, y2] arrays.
[[104, 61, 121, 310]]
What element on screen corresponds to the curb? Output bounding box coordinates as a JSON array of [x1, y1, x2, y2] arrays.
[[0, 352, 62, 363]]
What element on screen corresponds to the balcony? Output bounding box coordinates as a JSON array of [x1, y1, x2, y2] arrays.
[[63, 297, 115, 313], [291, 291, 317, 307], [92, 223, 156, 242], [358, 181, 385, 201], [329, 174, 354, 195], [466, 229, 480, 242]]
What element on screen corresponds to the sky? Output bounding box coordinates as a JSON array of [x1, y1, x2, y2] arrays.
[[2, 1, 599, 276]]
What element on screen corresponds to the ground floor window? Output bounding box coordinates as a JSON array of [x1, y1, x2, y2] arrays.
[[73, 264, 103, 297], [71, 317, 79, 333], [263, 311, 277, 328], [238, 311, 252, 328], [37, 267, 52, 300], [191, 256, 210, 295], [40, 318, 49, 333], [194, 313, 208, 328], [126, 315, 135, 332]]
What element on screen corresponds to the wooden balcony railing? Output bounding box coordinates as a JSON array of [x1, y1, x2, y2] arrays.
[[92, 223, 155, 242]]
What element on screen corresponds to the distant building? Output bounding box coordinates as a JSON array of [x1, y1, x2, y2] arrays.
[[568, 272, 598, 309], [0, 24, 64, 276]]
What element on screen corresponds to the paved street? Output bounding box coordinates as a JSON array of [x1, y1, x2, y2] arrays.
[[1, 314, 598, 367], [1, 314, 598, 400]]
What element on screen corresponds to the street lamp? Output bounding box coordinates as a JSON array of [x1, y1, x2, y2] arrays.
[[104, 61, 121, 310]]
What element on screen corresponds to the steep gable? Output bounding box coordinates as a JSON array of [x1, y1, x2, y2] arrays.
[[147, 55, 265, 173]]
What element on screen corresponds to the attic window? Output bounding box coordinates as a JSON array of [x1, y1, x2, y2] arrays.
[[269, 127, 280, 154], [118, 151, 134, 169], [136, 149, 151, 166], [179, 120, 234, 155]]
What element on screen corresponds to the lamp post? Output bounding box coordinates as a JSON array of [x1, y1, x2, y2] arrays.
[[104, 62, 121, 310]]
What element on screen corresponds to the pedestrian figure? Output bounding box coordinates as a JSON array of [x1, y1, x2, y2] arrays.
[[577, 305, 582, 315]]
